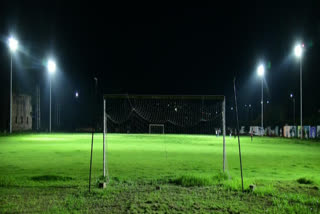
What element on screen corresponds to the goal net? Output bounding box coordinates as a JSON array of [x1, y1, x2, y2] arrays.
[[102, 94, 226, 180]]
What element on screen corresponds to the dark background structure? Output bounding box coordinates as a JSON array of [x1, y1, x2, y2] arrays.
[[0, 2, 320, 131]]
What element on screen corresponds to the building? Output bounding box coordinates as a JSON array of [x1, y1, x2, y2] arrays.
[[12, 94, 32, 131]]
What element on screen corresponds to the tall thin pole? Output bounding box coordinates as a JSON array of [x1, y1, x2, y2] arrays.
[[103, 99, 106, 178], [261, 78, 263, 129], [300, 58, 303, 139], [293, 98, 295, 125], [222, 97, 226, 172], [233, 78, 244, 192], [89, 130, 94, 193], [9, 54, 12, 133], [49, 77, 52, 133]]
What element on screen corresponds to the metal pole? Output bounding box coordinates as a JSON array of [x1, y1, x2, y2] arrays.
[[261, 78, 263, 129], [300, 58, 303, 139], [293, 98, 295, 125], [49, 77, 52, 133], [10, 54, 12, 133], [233, 78, 244, 192], [103, 99, 106, 178], [222, 97, 226, 172]]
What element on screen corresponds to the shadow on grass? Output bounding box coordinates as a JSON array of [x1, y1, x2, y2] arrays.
[[297, 177, 314, 185], [31, 175, 73, 182]]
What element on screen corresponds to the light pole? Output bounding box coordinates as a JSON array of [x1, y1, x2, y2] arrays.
[[257, 64, 265, 129], [290, 94, 295, 125], [294, 44, 303, 139], [8, 37, 19, 134], [47, 59, 56, 133]]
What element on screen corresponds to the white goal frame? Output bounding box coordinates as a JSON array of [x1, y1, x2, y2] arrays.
[[149, 124, 165, 134], [102, 94, 226, 181]]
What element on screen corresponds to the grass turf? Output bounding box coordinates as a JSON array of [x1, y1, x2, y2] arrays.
[[0, 133, 319, 213]]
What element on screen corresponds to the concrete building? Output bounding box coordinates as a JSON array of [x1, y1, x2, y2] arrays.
[[12, 94, 32, 131]]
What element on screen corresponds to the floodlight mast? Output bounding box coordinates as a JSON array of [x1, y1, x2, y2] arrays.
[[8, 37, 19, 134], [294, 44, 303, 139], [47, 59, 56, 133], [257, 64, 265, 130]]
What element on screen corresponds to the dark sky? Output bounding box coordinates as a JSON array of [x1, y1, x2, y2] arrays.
[[1, 1, 320, 130]]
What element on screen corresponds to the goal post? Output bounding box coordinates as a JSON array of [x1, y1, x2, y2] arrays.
[[102, 94, 226, 181], [149, 124, 165, 134]]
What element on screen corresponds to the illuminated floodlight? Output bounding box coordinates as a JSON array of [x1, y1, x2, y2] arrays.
[[75, 92, 79, 98], [47, 59, 56, 74], [294, 44, 302, 58], [8, 37, 18, 52], [290, 94, 293, 98], [257, 64, 265, 77]]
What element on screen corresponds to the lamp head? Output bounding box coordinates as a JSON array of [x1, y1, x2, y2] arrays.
[[257, 64, 265, 77], [47, 59, 56, 74], [294, 44, 302, 58], [8, 37, 18, 52]]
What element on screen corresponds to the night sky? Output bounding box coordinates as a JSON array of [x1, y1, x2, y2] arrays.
[[1, 2, 320, 130]]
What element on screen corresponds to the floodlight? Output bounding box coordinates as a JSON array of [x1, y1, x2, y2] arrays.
[[8, 37, 18, 52], [75, 92, 79, 98], [257, 64, 264, 77], [47, 59, 56, 73], [294, 44, 302, 58], [290, 94, 293, 98]]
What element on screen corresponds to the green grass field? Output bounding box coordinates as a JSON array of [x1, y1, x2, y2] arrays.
[[0, 133, 319, 213]]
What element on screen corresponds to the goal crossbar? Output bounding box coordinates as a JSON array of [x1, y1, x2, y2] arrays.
[[103, 94, 225, 101]]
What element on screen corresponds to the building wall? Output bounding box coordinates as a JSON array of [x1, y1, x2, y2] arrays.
[[12, 94, 32, 131]]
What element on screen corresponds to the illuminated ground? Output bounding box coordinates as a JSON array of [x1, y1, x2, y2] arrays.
[[0, 133, 319, 213]]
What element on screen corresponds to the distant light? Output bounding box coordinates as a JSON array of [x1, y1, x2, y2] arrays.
[[257, 64, 265, 77], [267, 100, 269, 104], [302, 43, 305, 48], [245, 104, 247, 107], [8, 37, 18, 52], [231, 107, 233, 111], [47, 59, 56, 74], [294, 44, 302, 58], [290, 94, 293, 98], [249, 104, 251, 108], [75, 92, 79, 98], [174, 107, 177, 112]]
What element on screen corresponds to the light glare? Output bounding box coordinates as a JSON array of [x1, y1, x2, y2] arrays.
[[257, 64, 265, 77], [294, 44, 302, 58], [8, 37, 18, 52], [47, 59, 56, 73]]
